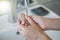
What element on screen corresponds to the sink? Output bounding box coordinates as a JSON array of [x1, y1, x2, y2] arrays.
[[0, 15, 25, 40], [0, 4, 60, 40], [29, 5, 59, 18], [0, 27, 25, 40]]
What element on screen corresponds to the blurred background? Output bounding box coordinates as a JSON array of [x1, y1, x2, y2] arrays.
[[0, 0, 60, 40]]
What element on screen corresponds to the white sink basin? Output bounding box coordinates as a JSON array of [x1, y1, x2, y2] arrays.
[[0, 5, 60, 40], [0, 15, 25, 40], [29, 5, 59, 18]]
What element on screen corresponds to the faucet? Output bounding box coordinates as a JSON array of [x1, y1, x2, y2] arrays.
[[8, 0, 35, 23], [8, 0, 17, 23], [8, 0, 30, 23]]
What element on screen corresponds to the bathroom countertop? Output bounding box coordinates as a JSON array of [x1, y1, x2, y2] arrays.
[[43, 0, 60, 16]]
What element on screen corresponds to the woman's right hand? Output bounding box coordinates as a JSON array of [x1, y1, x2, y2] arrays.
[[30, 16, 48, 30]]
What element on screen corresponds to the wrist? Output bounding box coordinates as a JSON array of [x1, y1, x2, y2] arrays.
[[44, 18, 52, 30], [39, 17, 54, 30], [25, 33, 42, 40]]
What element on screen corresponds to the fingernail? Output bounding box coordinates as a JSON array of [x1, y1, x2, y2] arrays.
[[22, 21, 25, 25]]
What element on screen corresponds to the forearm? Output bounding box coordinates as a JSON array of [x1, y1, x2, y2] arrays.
[[45, 18, 60, 30], [30, 16, 60, 30], [38, 28, 52, 40]]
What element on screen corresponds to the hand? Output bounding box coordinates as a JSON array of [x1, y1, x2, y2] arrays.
[[17, 14, 52, 40], [30, 16, 60, 30], [29, 16, 47, 30], [18, 13, 48, 30]]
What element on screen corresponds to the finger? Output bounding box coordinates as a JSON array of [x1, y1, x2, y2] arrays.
[[18, 19, 26, 26], [18, 13, 26, 25], [21, 21, 25, 25], [25, 16, 36, 26], [24, 23, 28, 26], [18, 23, 28, 31], [17, 19, 22, 25], [17, 19, 25, 26], [18, 13, 26, 21]]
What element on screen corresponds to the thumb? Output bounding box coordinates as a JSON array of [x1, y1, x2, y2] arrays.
[[25, 16, 36, 26]]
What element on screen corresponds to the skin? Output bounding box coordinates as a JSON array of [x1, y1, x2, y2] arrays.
[[30, 16, 60, 30], [17, 14, 52, 40], [18, 14, 60, 31]]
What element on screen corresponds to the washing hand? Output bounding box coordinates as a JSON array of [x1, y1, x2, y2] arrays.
[[17, 14, 52, 40]]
